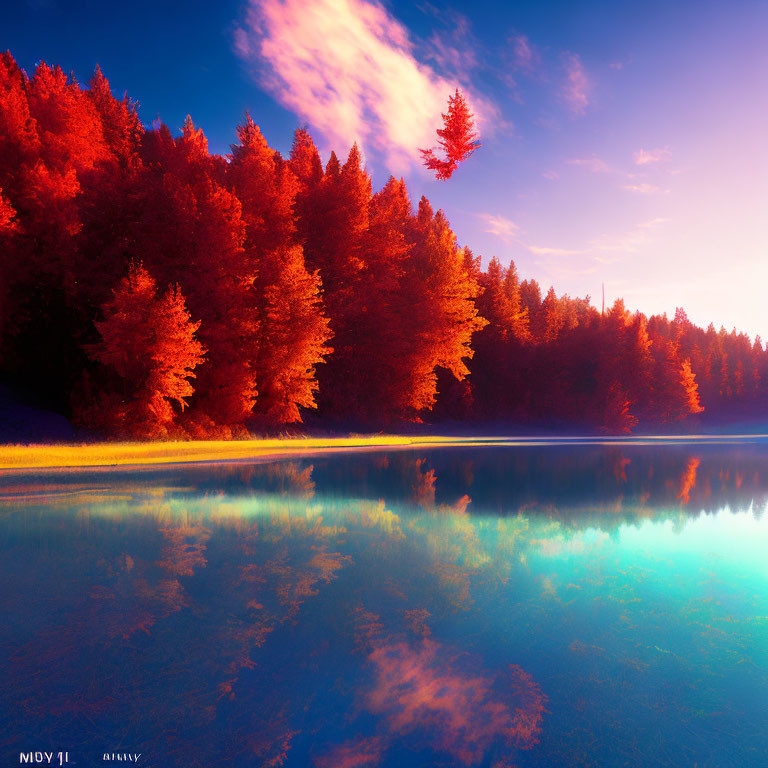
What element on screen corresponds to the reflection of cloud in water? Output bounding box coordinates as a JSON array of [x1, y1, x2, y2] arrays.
[[249, 719, 302, 768], [404, 608, 431, 637], [6, 445, 768, 765], [326, 607, 548, 767], [315, 736, 384, 768]]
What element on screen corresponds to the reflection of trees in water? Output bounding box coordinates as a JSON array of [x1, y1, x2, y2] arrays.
[[305, 446, 768, 529], [2, 488, 557, 766], [8, 444, 768, 530], [3, 500, 355, 766], [4, 444, 768, 765], [6, 515, 210, 738]]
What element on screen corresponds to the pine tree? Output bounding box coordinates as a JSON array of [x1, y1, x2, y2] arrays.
[[355, 175, 413, 419], [289, 127, 323, 190], [228, 115, 331, 425], [131, 117, 257, 433], [541, 287, 565, 343], [84, 262, 205, 438], [0, 190, 16, 234], [88, 66, 143, 166], [0, 56, 110, 413], [519, 279, 543, 341], [503, 261, 530, 342], [680, 358, 704, 416], [420, 89, 480, 180], [471, 257, 516, 417], [74, 67, 145, 310], [296, 144, 371, 418], [403, 199, 487, 412]]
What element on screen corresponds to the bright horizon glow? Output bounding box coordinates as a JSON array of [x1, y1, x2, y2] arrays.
[[618, 507, 768, 577]]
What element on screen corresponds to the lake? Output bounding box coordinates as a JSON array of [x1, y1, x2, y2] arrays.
[[2, 438, 768, 767]]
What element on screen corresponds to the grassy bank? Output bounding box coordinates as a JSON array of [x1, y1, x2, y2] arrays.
[[0, 435, 472, 471], [0, 433, 764, 473]]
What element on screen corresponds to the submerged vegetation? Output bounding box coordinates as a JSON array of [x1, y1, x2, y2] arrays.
[[0, 53, 765, 439]]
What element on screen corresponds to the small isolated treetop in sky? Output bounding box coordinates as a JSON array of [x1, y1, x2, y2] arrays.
[[420, 89, 480, 181]]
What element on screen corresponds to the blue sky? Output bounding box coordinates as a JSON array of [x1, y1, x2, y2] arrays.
[[4, 0, 768, 336]]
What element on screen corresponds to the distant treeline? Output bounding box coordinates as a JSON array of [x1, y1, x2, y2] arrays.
[[0, 53, 764, 437]]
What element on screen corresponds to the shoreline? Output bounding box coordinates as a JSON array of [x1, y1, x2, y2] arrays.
[[1, 434, 768, 472]]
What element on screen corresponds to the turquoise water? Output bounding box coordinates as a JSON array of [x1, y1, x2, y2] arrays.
[[2, 441, 768, 766]]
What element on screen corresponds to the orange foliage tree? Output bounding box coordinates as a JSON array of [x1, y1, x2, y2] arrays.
[[228, 115, 331, 425], [84, 262, 205, 438], [402, 198, 487, 412]]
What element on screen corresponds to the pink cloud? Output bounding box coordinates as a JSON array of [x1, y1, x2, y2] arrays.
[[633, 147, 671, 165], [562, 52, 589, 115], [337, 607, 548, 766], [566, 155, 610, 173], [477, 213, 519, 243], [589, 217, 670, 254], [511, 34, 539, 72], [424, 11, 479, 76], [366, 637, 547, 763], [314, 736, 384, 768], [235, 0, 491, 173], [527, 244, 586, 256], [622, 182, 669, 194]]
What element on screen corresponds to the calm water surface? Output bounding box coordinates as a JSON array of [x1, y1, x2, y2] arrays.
[[2, 440, 768, 767]]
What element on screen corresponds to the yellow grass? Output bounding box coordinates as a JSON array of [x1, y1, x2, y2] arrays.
[[0, 433, 761, 472], [0, 435, 461, 471]]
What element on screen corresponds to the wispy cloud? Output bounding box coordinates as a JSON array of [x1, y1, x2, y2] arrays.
[[633, 147, 671, 165], [589, 217, 670, 255], [234, 0, 491, 172], [477, 213, 519, 243], [528, 244, 587, 256], [567, 155, 610, 173], [528, 219, 671, 278], [562, 52, 589, 115], [510, 34, 539, 72], [622, 182, 669, 194], [542, 169, 559, 180], [424, 9, 479, 76], [639, 217, 671, 228]]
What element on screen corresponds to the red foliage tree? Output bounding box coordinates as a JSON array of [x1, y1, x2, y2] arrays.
[[420, 89, 480, 180], [130, 117, 257, 434], [0, 52, 764, 438], [402, 198, 487, 412], [228, 115, 331, 425], [0, 189, 16, 234], [0, 55, 110, 411], [292, 143, 371, 418], [83, 262, 205, 438]]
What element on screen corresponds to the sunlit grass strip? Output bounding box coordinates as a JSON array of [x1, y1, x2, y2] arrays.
[[0, 435, 502, 471], [0, 435, 526, 471], [0, 436, 420, 470], [0, 434, 764, 472]]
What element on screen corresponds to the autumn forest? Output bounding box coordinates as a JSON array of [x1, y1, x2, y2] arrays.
[[0, 53, 765, 439]]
